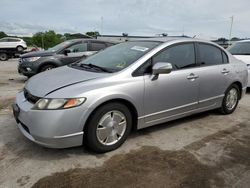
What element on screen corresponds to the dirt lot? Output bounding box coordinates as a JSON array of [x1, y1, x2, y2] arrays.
[[0, 59, 250, 188]]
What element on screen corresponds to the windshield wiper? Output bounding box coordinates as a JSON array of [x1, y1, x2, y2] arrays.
[[80, 63, 113, 73]]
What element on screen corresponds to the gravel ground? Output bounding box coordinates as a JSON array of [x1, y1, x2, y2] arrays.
[[0, 59, 250, 188]]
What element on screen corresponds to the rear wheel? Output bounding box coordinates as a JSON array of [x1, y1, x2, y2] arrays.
[[40, 64, 56, 72], [220, 84, 240, 114], [16, 46, 24, 52], [0, 53, 8, 61], [84, 102, 132, 153]]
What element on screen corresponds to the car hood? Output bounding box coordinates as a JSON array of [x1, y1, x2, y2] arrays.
[[25, 66, 108, 97], [233, 55, 250, 64], [21, 50, 54, 58]]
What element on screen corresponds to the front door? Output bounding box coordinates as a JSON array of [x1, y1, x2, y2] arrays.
[[143, 43, 199, 128]]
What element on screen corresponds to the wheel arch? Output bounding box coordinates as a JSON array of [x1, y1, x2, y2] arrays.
[[38, 61, 59, 72], [83, 98, 139, 133], [231, 81, 242, 99]]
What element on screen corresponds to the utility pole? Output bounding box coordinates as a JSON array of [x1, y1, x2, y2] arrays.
[[100, 16, 103, 35], [228, 16, 234, 46], [41, 33, 44, 50]]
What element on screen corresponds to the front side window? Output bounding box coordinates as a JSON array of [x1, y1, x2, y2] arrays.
[[8, 38, 20, 42], [198, 43, 223, 66], [228, 42, 250, 55], [66, 43, 87, 53], [47, 41, 72, 52], [152, 43, 196, 70]]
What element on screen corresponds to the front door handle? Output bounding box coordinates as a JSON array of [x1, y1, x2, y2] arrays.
[[187, 73, 199, 80], [221, 68, 230, 74]]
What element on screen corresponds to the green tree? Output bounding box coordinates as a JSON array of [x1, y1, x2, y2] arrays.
[[22, 37, 33, 46], [0, 31, 7, 39], [32, 30, 62, 49], [85, 31, 100, 38]]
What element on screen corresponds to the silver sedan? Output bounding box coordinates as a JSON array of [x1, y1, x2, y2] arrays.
[[13, 38, 248, 152]]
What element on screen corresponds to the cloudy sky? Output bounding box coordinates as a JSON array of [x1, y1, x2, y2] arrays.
[[0, 0, 249, 39]]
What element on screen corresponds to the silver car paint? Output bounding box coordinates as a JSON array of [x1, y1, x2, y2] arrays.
[[14, 38, 248, 148]]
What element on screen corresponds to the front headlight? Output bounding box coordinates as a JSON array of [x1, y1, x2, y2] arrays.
[[25, 56, 41, 62], [32, 98, 86, 110]]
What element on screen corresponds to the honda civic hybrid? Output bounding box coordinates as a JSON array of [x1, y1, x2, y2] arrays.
[[13, 38, 248, 152]]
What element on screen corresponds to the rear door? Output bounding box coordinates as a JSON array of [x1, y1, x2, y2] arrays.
[[143, 43, 199, 127], [195, 43, 232, 107]]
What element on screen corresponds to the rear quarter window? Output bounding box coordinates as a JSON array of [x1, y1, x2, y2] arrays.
[[222, 51, 229, 63]]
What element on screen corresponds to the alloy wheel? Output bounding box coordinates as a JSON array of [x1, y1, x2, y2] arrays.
[[96, 110, 127, 146]]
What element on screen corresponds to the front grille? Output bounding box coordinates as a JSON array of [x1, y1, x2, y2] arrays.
[[24, 88, 40, 104]]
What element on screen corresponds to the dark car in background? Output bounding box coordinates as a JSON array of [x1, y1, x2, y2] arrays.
[[18, 39, 116, 77]]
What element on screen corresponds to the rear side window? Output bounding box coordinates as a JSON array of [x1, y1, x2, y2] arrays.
[[90, 42, 106, 51], [152, 43, 196, 70], [198, 43, 223, 66]]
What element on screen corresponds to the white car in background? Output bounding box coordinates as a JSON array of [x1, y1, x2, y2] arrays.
[[0, 37, 27, 51], [228, 40, 250, 87]]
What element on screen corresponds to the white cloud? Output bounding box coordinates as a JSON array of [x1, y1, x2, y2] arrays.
[[0, 0, 249, 38]]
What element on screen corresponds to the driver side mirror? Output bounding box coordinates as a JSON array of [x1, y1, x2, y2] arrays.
[[63, 49, 71, 56], [152, 62, 173, 75], [151, 62, 173, 81]]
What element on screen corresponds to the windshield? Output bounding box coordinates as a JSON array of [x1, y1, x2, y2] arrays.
[[77, 41, 160, 72], [228, 42, 250, 55], [47, 41, 72, 52]]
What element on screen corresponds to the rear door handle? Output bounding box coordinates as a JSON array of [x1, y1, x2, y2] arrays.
[[187, 73, 199, 80], [221, 69, 230, 74]]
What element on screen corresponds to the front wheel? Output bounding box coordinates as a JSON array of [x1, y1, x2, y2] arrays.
[[220, 84, 240, 114], [40, 64, 56, 72], [84, 103, 132, 153]]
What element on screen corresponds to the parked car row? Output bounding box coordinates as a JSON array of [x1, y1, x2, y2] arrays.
[[18, 39, 116, 77], [12, 37, 248, 152]]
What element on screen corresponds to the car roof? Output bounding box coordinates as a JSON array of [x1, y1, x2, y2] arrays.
[[66, 38, 118, 44], [131, 37, 218, 45]]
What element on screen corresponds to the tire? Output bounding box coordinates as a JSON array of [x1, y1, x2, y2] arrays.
[[84, 102, 132, 153], [40, 64, 56, 72], [0, 53, 8, 61], [219, 84, 240, 114], [16, 46, 24, 52]]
